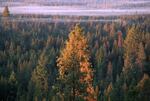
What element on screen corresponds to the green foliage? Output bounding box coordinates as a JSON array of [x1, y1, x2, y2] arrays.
[[0, 15, 149, 101], [31, 61, 48, 100], [110, 75, 125, 101]]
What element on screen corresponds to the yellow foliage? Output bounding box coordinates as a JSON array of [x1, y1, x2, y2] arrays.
[[137, 73, 149, 89], [57, 24, 95, 101], [2, 6, 10, 17]]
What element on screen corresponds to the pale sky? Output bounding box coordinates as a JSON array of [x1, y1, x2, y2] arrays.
[[0, 0, 150, 15]]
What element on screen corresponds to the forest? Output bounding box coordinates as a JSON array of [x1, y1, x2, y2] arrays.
[[0, 14, 150, 101]]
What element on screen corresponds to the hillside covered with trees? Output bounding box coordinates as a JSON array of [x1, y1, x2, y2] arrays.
[[0, 14, 150, 101]]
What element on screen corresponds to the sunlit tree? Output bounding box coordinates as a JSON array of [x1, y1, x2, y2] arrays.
[[123, 25, 142, 72], [2, 6, 10, 17], [104, 83, 113, 101], [57, 24, 95, 101]]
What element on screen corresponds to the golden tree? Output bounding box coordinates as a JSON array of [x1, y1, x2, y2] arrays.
[[2, 6, 10, 17], [104, 83, 113, 101], [57, 24, 95, 101], [123, 26, 141, 72], [137, 73, 149, 89]]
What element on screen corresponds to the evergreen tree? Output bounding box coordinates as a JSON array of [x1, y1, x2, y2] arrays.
[[107, 62, 113, 78], [137, 73, 149, 90], [57, 24, 95, 101], [136, 73, 150, 101], [110, 75, 124, 101], [0, 76, 9, 101], [8, 71, 18, 101], [29, 52, 49, 101], [104, 83, 113, 101], [95, 47, 105, 82], [136, 43, 146, 70], [123, 26, 139, 71]]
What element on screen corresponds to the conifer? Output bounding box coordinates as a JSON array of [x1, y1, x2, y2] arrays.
[[57, 24, 95, 101], [2, 6, 10, 17]]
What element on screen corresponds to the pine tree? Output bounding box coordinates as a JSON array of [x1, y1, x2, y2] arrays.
[[95, 47, 105, 82], [104, 83, 113, 101], [123, 26, 146, 95], [107, 61, 113, 77], [125, 85, 139, 101], [137, 73, 149, 89], [8, 71, 18, 101], [110, 75, 125, 101], [112, 40, 118, 55], [57, 24, 95, 101], [2, 6, 10, 17], [0, 76, 8, 101], [136, 43, 146, 69], [138, 74, 150, 101], [30, 52, 49, 101], [9, 71, 17, 85], [117, 31, 123, 48], [123, 25, 142, 72], [95, 47, 104, 68]]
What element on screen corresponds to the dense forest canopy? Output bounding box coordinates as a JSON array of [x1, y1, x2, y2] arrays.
[[0, 14, 150, 101]]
